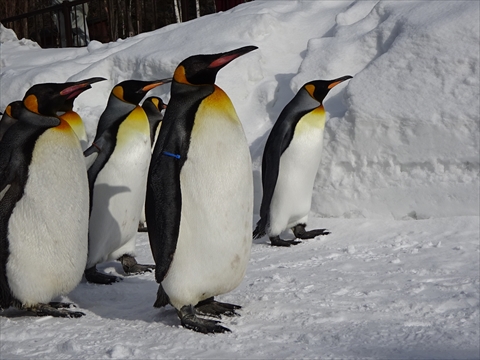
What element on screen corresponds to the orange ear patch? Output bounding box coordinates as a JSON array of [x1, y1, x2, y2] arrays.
[[5, 105, 12, 117], [112, 85, 124, 100], [24, 94, 39, 114], [304, 84, 316, 98], [173, 65, 188, 84]]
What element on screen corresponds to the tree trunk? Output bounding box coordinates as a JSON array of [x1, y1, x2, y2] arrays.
[[173, 0, 182, 23]]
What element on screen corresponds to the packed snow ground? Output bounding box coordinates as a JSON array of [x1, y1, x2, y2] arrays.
[[0, 0, 479, 358]]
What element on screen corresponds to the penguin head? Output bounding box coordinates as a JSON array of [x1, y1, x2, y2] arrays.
[[303, 75, 353, 104], [111, 79, 172, 105], [145, 96, 167, 111], [173, 45, 258, 86], [4, 101, 23, 119], [23, 77, 106, 115]]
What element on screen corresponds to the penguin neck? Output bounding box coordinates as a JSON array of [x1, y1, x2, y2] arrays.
[[18, 106, 60, 128], [95, 94, 137, 140]]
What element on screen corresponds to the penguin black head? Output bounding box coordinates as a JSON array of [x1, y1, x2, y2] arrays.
[[4, 100, 23, 119], [111, 79, 172, 105], [303, 75, 353, 104], [144, 96, 167, 111], [23, 77, 106, 116], [173, 45, 258, 86]]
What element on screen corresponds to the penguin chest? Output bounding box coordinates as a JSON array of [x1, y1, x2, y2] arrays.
[[162, 90, 253, 309], [269, 110, 325, 234], [6, 122, 89, 305], [88, 107, 151, 264]]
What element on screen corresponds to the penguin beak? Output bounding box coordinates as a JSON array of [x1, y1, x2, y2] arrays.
[[140, 78, 173, 93], [327, 75, 353, 89], [207, 45, 258, 69], [60, 77, 107, 99]]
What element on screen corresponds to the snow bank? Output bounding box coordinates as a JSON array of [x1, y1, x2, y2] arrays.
[[0, 0, 479, 221]]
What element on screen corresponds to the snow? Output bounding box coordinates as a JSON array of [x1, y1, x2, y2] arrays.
[[1, 0, 479, 358]]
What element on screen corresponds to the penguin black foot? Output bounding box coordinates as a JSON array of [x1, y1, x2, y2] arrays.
[[153, 284, 170, 308], [270, 236, 301, 247], [178, 305, 231, 334], [27, 303, 85, 318], [292, 224, 330, 240], [84, 266, 121, 285], [195, 297, 241, 318], [118, 254, 155, 274]]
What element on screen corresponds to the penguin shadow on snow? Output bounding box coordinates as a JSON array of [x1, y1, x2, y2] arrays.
[[67, 273, 161, 322]]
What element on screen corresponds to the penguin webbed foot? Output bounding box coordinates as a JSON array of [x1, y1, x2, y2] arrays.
[[84, 266, 122, 285], [292, 224, 330, 240], [27, 303, 85, 318], [118, 254, 155, 275], [270, 236, 301, 247], [195, 297, 241, 318], [178, 305, 231, 334]]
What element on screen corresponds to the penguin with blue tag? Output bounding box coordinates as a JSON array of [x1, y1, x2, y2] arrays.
[[253, 76, 352, 247], [0, 78, 101, 317], [84, 78, 171, 284], [146, 46, 257, 334]]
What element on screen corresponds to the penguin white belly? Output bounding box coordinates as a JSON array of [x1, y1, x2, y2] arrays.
[[268, 124, 324, 236], [87, 114, 151, 267], [6, 123, 89, 306], [162, 93, 253, 309]]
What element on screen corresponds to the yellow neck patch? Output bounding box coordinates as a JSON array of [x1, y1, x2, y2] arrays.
[[296, 105, 326, 133], [173, 65, 189, 85], [54, 118, 74, 132], [24, 94, 39, 114], [60, 111, 82, 128]]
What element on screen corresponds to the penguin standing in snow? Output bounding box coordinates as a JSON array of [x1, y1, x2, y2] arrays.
[[253, 76, 352, 247], [0, 101, 22, 142], [84, 79, 171, 284], [146, 46, 257, 334], [138, 96, 167, 232], [0, 79, 101, 317]]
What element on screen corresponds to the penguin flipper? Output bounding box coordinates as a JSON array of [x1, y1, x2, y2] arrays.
[[146, 154, 182, 282], [153, 283, 169, 308]]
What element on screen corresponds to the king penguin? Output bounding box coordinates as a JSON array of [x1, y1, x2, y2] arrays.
[[0, 79, 99, 317], [0, 101, 22, 142], [138, 96, 167, 232], [253, 76, 352, 246], [146, 45, 257, 334], [84, 78, 171, 284]]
